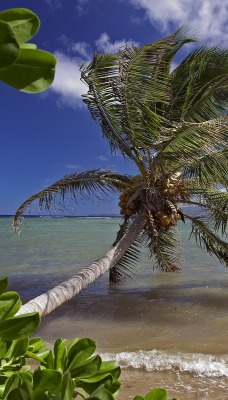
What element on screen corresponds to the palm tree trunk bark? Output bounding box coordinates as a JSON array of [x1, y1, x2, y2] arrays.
[[16, 213, 147, 318]]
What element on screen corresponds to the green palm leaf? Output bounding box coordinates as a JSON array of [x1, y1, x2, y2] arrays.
[[169, 46, 228, 122], [110, 220, 146, 282], [187, 214, 228, 266], [198, 190, 228, 234], [182, 149, 228, 186], [160, 117, 228, 171], [13, 170, 131, 232], [81, 29, 195, 171], [145, 226, 183, 272]]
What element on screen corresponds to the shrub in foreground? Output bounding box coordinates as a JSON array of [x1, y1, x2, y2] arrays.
[[0, 277, 178, 399]]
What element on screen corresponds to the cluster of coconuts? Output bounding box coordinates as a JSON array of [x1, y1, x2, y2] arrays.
[[155, 177, 175, 194], [118, 175, 186, 225], [154, 177, 183, 227], [153, 208, 181, 228], [155, 176, 189, 198], [118, 188, 139, 217]]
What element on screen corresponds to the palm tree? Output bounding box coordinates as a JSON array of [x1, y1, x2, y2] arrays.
[[14, 28, 228, 317]]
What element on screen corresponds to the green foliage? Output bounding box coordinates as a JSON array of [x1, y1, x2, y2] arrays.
[[36, 337, 121, 398], [0, 277, 182, 399], [0, 8, 40, 44], [0, 277, 122, 399], [0, 8, 56, 92], [133, 388, 179, 400]]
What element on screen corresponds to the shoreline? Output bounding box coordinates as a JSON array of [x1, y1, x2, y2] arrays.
[[112, 368, 228, 400]]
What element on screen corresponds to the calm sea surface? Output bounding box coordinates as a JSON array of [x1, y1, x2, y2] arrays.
[[0, 216, 228, 399]]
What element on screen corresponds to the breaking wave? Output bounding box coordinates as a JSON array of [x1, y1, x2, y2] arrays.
[[101, 350, 228, 377]]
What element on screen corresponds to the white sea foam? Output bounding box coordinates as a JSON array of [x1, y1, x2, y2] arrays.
[[101, 350, 228, 377]]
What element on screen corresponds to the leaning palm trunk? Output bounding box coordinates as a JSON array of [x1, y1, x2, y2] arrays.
[[16, 213, 147, 317]]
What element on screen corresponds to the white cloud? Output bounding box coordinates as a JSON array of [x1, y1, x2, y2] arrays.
[[58, 35, 92, 58], [96, 32, 139, 53], [71, 41, 92, 58], [51, 52, 87, 108], [51, 32, 139, 108], [129, 0, 228, 46]]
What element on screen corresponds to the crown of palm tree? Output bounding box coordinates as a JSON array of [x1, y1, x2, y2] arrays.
[[13, 28, 228, 279]]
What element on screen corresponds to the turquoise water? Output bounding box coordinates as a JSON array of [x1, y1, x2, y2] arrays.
[[1, 216, 228, 399]]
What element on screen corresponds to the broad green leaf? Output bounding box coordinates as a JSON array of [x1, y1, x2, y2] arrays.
[[41, 350, 54, 369], [33, 368, 62, 395], [0, 292, 22, 320], [20, 43, 37, 49], [75, 375, 114, 395], [54, 338, 67, 371], [28, 337, 47, 353], [27, 337, 49, 362], [17, 372, 32, 384], [0, 376, 8, 384], [100, 361, 121, 380], [0, 20, 19, 68], [0, 341, 11, 359], [88, 385, 115, 400], [7, 387, 31, 400], [0, 48, 56, 93], [145, 388, 168, 400], [0, 277, 8, 296], [25, 350, 46, 363], [70, 355, 101, 378], [0, 8, 40, 43], [0, 312, 40, 340], [32, 389, 49, 400], [66, 338, 96, 371], [2, 374, 20, 399], [4, 337, 28, 360], [61, 372, 73, 400]]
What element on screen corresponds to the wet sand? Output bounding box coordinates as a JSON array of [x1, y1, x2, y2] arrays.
[[35, 284, 228, 400], [36, 283, 228, 355], [117, 369, 228, 400]]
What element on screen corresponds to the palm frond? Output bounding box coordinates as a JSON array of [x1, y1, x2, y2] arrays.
[[145, 226, 183, 272], [81, 53, 134, 158], [196, 189, 228, 235], [186, 214, 228, 266], [159, 117, 228, 170], [169, 46, 228, 122], [110, 219, 146, 282], [81, 29, 195, 168], [181, 149, 228, 186], [13, 169, 132, 232]]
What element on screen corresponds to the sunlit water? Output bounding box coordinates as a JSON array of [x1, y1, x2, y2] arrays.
[[0, 216, 228, 399]]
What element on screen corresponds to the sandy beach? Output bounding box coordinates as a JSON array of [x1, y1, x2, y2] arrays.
[[113, 368, 228, 400]]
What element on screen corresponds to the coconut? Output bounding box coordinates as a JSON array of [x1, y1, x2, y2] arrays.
[[118, 201, 127, 208], [125, 208, 134, 216], [160, 215, 171, 226], [128, 202, 137, 210]]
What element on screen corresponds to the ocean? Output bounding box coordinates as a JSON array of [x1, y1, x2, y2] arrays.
[[0, 215, 228, 399]]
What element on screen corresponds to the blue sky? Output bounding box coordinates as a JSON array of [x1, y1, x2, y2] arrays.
[[1, 0, 227, 216]]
